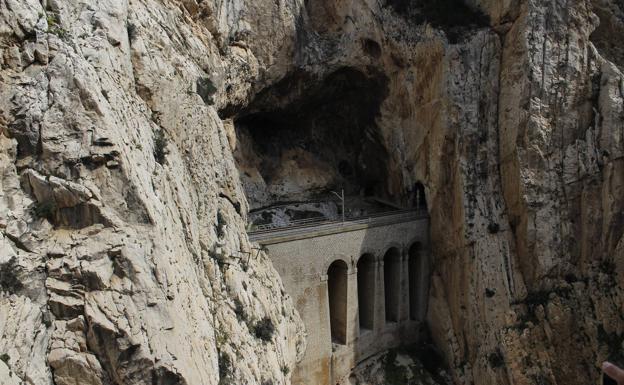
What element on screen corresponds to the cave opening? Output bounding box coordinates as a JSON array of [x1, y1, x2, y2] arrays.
[[231, 67, 398, 227]]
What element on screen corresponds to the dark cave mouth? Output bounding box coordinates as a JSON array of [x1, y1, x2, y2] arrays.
[[231, 67, 396, 225]]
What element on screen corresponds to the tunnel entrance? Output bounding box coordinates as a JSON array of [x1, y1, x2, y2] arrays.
[[230, 68, 392, 227], [384, 248, 401, 323], [328, 260, 349, 345], [357, 254, 376, 332], [413, 182, 427, 210]]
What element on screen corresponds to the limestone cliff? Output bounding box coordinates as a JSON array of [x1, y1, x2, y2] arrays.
[[0, 1, 305, 384], [1, 0, 623, 385]]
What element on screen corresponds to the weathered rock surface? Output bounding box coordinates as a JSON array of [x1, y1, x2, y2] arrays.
[[1, 1, 305, 384], [1, 0, 624, 385]]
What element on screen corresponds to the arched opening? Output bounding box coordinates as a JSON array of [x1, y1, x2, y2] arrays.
[[327, 260, 348, 344], [414, 182, 427, 210], [408, 243, 422, 320], [357, 254, 375, 332], [383, 248, 401, 322]]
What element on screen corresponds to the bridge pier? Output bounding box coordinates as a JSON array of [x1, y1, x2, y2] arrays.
[[399, 251, 410, 323]]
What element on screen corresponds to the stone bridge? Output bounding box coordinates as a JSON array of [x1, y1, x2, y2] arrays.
[[249, 210, 430, 385]]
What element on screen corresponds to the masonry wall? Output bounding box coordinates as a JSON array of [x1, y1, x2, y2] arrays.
[[263, 218, 430, 384]]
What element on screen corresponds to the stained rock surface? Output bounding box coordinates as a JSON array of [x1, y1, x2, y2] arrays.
[[0, 0, 623, 385]]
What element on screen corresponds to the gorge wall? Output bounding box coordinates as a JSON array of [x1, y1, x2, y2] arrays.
[[1, 0, 624, 385]]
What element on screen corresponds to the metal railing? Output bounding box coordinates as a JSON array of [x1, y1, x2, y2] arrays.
[[247, 208, 428, 235]]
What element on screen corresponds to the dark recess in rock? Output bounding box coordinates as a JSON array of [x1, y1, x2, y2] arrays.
[[0, 257, 24, 294], [384, 0, 490, 43], [361, 38, 382, 58], [231, 67, 392, 206], [487, 348, 504, 368], [590, 0, 624, 70], [487, 222, 500, 234]]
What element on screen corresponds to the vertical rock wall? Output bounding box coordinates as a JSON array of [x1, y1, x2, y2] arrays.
[[0, 1, 305, 384]]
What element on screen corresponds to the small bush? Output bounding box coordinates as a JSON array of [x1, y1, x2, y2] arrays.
[[218, 351, 232, 385], [216, 210, 227, 238], [0, 353, 9, 364], [281, 365, 290, 375], [383, 350, 408, 385], [34, 200, 57, 221], [209, 246, 227, 267], [153, 129, 167, 164], [197, 77, 217, 105], [487, 348, 504, 368], [0, 257, 23, 294], [253, 317, 275, 342], [487, 222, 500, 234], [46, 13, 58, 28], [47, 13, 69, 39], [598, 324, 624, 363], [599, 259, 616, 275], [233, 298, 247, 322], [127, 23, 137, 42]]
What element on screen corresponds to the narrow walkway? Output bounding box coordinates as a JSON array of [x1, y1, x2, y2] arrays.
[[249, 209, 428, 244]]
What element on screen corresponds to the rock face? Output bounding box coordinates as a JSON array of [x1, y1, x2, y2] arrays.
[[0, 1, 305, 384], [1, 1, 623, 385]]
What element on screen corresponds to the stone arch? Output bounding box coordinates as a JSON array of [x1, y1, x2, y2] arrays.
[[327, 259, 348, 344], [383, 247, 401, 322], [381, 242, 404, 260], [321, 255, 351, 278], [357, 253, 375, 332], [356, 249, 378, 264], [408, 242, 424, 321]]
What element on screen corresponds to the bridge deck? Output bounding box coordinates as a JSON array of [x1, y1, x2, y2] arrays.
[[248, 209, 428, 245]]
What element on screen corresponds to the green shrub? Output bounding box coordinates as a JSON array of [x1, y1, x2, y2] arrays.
[[0, 258, 23, 294], [197, 77, 217, 105], [233, 298, 247, 322], [218, 351, 232, 385], [46, 13, 58, 28], [127, 23, 137, 42], [153, 129, 167, 164], [46, 13, 69, 39], [253, 317, 275, 342]]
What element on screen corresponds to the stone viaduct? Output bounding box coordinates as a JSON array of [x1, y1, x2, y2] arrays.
[[249, 210, 430, 385]]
